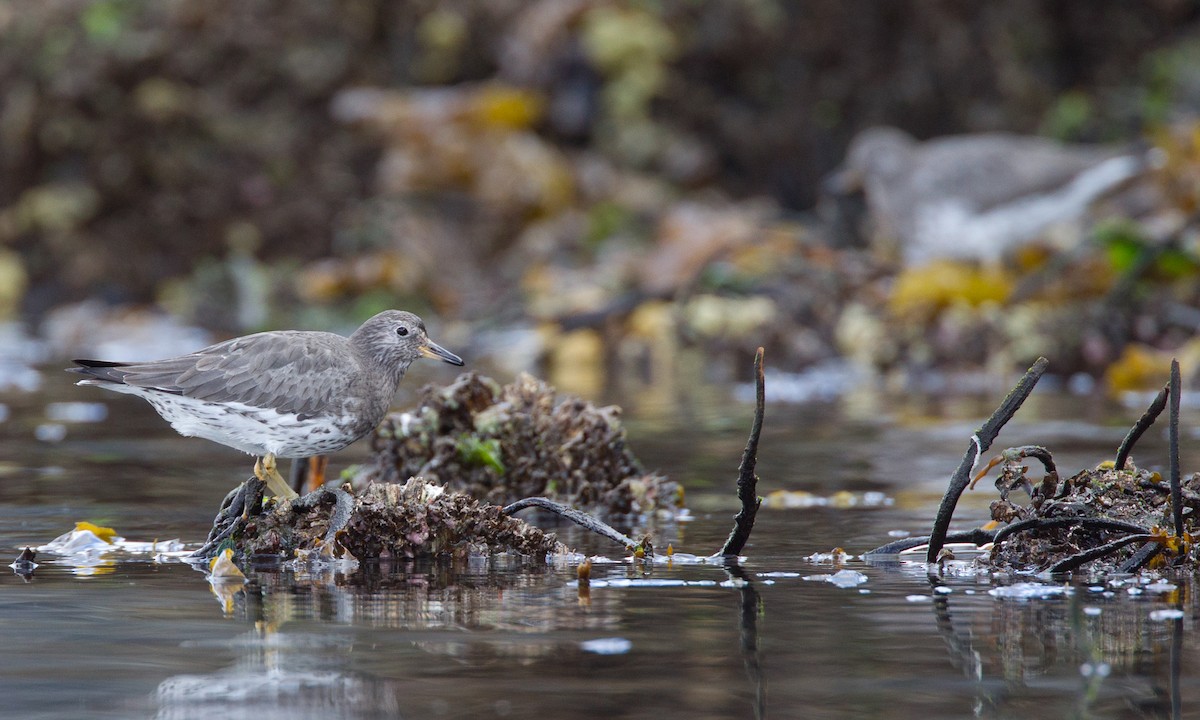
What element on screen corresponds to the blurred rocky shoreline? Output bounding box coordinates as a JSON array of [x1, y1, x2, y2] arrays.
[[5, 1, 1200, 397]]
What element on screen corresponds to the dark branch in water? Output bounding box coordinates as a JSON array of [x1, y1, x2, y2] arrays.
[[192, 476, 265, 559], [1115, 383, 1168, 471], [1045, 534, 1155, 574], [971, 445, 1058, 498], [291, 484, 356, 547], [503, 497, 642, 553], [720, 347, 766, 558], [1117, 541, 1163, 573], [991, 516, 1149, 545], [866, 516, 1150, 559], [926, 357, 1048, 563], [864, 528, 996, 556], [1013, 445, 1056, 478], [1169, 359, 1183, 537]]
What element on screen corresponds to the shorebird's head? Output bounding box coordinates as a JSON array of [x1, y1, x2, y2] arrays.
[[847, 127, 915, 182], [352, 310, 464, 379], [825, 126, 916, 195]]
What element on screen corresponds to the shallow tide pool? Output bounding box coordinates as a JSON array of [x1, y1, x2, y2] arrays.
[[1, 369, 1197, 719]]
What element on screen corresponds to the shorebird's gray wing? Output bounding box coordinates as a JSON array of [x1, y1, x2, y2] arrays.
[[73, 331, 356, 416], [916, 135, 1128, 212]]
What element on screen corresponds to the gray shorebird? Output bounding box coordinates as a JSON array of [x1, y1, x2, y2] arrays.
[[69, 310, 464, 500], [826, 126, 1147, 265]]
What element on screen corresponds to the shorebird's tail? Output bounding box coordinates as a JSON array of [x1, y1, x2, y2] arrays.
[[67, 359, 134, 386]]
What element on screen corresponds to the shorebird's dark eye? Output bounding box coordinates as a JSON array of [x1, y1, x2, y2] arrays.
[[396, 327, 409, 337]]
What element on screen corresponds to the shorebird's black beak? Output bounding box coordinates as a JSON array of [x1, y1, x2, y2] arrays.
[[420, 339, 464, 366]]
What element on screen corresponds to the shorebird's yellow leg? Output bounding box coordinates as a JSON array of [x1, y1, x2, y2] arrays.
[[255, 453, 299, 500]]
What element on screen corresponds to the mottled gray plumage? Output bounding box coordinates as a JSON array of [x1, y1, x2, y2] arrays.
[[69, 310, 464, 459], [828, 126, 1147, 264]]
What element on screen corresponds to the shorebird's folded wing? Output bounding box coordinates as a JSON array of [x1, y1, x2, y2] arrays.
[[72, 332, 355, 416]]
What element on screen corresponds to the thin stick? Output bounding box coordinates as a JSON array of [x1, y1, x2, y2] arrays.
[[864, 528, 996, 556], [926, 357, 1048, 563], [720, 347, 766, 557], [1115, 383, 1169, 470], [503, 497, 641, 552], [1044, 534, 1155, 574], [1169, 359, 1183, 537]]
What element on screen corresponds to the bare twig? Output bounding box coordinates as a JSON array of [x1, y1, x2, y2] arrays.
[[1115, 383, 1168, 470], [864, 528, 997, 556], [1116, 541, 1162, 573], [720, 347, 766, 557], [1015, 445, 1056, 478], [1169, 359, 1183, 537], [926, 357, 1049, 563], [503, 497, 642, 553], [1044, 534, 1155, 574]]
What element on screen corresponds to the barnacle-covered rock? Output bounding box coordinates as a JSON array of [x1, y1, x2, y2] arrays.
[[237, 478, 562, 561], [366, 373, 682, 516]]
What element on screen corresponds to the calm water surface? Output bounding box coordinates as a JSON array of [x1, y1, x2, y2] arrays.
[[1, 367, 1198, 719]]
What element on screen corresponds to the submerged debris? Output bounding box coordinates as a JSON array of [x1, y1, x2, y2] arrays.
[[210, 477, 563, 562], [365, 373, 682, 516], [867, 357, 1200, 575], [985, 460, 1200, 572]]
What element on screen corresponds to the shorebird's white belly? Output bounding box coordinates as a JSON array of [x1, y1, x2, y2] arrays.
[[89, 383, 361, 457], [907, 155, 1143, 265]]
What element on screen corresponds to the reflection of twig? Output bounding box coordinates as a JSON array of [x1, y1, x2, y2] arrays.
[[724, 563, 766, 720], [929, 584, 985, 685], [926, 358, 1048, 563], [503, 497, 641, 553], [1170, 606, 1183, 720], [720, 348, 765, 557], [1115, 383, 1168, 470], [1169, 359, 1183, 537]]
